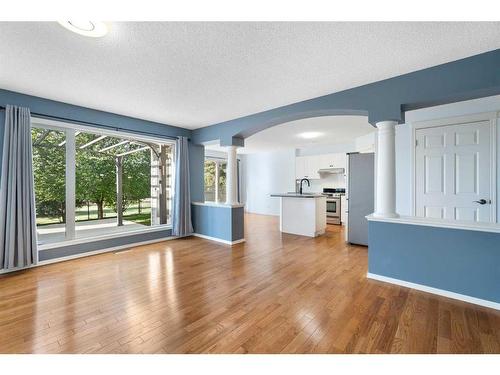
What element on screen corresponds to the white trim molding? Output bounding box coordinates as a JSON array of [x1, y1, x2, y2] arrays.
[[367, 273, 500, 311], [366, 214, 500, 234], [192, 233, 245, 245], [0, 236, 177, 275], [191, 201, 245, 208], [411, 111, 498, 130], [409, 111, 498, 222], [31, 117, 177, 251]]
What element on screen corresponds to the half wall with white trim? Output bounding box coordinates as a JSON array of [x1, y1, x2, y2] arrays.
[[368, 217, 500, 309], [191, 202, 245, 244]]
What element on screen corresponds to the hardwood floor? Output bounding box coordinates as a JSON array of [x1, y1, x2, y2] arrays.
[[0, 213, 499, 354]]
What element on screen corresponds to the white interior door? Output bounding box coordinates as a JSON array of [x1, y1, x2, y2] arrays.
[[415, 120, 494, 222]]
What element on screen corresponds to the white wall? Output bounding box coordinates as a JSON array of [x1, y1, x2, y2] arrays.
[[297, 141, 356, 157], [395, 94, 500, 221], [241, 132, 375, 216], [242, 149, 296, 216], [355, 132, 376, 153], [241, 96, 500, 219]]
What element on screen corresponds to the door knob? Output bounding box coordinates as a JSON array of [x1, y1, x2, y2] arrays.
[[474, 199, 489, 205]]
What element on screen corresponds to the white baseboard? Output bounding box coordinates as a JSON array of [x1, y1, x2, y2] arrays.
[[367, 272, 500, 311], [0, 236, 176, 275], [192, 233, 245, 245]]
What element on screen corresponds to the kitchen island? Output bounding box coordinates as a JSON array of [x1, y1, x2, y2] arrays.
[[270, 193, 326, 237]]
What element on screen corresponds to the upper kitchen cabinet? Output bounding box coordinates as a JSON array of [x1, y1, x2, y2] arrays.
[[295, 156, 307, 179], [319, 154, 334, 169], [320, 153, 346, 169], [295, 153, 347, 180], [295, 155, 319, 179]]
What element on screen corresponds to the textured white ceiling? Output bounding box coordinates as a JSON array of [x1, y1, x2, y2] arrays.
[[0, 22, 499, 129], [205, 115, 374, 154]]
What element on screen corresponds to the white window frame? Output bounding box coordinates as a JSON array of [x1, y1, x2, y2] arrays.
[[409, 111, 498, 222], [31, 117, 176, 250], [204, 157, 227, 203]]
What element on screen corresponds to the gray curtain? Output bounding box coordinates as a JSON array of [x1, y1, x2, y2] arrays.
[[0, 105, 37, 269], [172, 136, 193, 236]]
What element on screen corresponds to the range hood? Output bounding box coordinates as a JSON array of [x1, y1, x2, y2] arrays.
[[317, 167, 345, 175]]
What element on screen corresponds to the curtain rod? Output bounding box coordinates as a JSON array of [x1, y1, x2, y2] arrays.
[[0, 105, 184, 141]]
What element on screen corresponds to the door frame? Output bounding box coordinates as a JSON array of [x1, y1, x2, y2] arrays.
[[409, 111, 498, 222]]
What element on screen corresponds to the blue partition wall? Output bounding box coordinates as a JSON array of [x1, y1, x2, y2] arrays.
[[191, 204, 244, 243], [368, 221, 500, 305]]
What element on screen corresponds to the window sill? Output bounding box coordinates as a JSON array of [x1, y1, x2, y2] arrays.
[[38, 224, 173, 251], [192, 201, 245, 208], [366, 214, 500, 234]]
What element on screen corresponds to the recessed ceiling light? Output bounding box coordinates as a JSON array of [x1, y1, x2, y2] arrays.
[[297, 132, 323, 139], [58, 20, 108, 38]]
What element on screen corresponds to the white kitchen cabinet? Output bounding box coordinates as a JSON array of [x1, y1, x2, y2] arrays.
[[274, 195, 327, 237], [295, 153, 347, 180], [336, 153, 347, 169], [320, 153, 335, 169], [295, 156, 308, 179], [296, 155, 320, 179], [318, 153, 346, 170], [306, 155, 321, 179], [325, 153, 346, 169]]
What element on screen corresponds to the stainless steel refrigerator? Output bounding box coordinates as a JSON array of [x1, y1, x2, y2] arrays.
[[346, 152, 374, 246]]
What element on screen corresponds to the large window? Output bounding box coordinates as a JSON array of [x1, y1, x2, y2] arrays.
[[204, 159, 227, 203], [32, 127, 67, 239], [31, 121, 174, 245]]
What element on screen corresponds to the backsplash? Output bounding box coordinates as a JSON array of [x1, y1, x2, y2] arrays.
[[300, 173, 346, 193]]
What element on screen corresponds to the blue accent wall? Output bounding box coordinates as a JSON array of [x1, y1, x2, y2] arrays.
[[0, 89, 193, 178], [0, 89, 191, 138], [193, 49, 500, 145], [188, 143, 205, 202], [192, 205, 244, 242], [368, 221, 500, 303], [4, 47, 500, 268]]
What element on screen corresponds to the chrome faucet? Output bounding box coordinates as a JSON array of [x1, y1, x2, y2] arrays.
[[299, 178, 310, 195]]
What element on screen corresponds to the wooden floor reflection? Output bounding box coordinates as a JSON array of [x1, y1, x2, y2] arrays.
[[0, 213, 499, 353]]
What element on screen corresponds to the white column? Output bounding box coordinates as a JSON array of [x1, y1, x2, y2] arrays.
[[226, 145, 239, 205], [373, 120, 399, 218]]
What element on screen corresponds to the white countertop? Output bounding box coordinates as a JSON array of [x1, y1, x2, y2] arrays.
[[366, 214, 500, 234], [270, 193, 326, 198], [192, 201, 245, 208]]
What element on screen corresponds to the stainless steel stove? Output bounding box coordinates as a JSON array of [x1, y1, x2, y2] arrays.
[[323, 188, 345, 225]]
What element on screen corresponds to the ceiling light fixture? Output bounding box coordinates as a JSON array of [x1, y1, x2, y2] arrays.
[[297, 132, 324, 139], [58, 20, 108, 38]]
